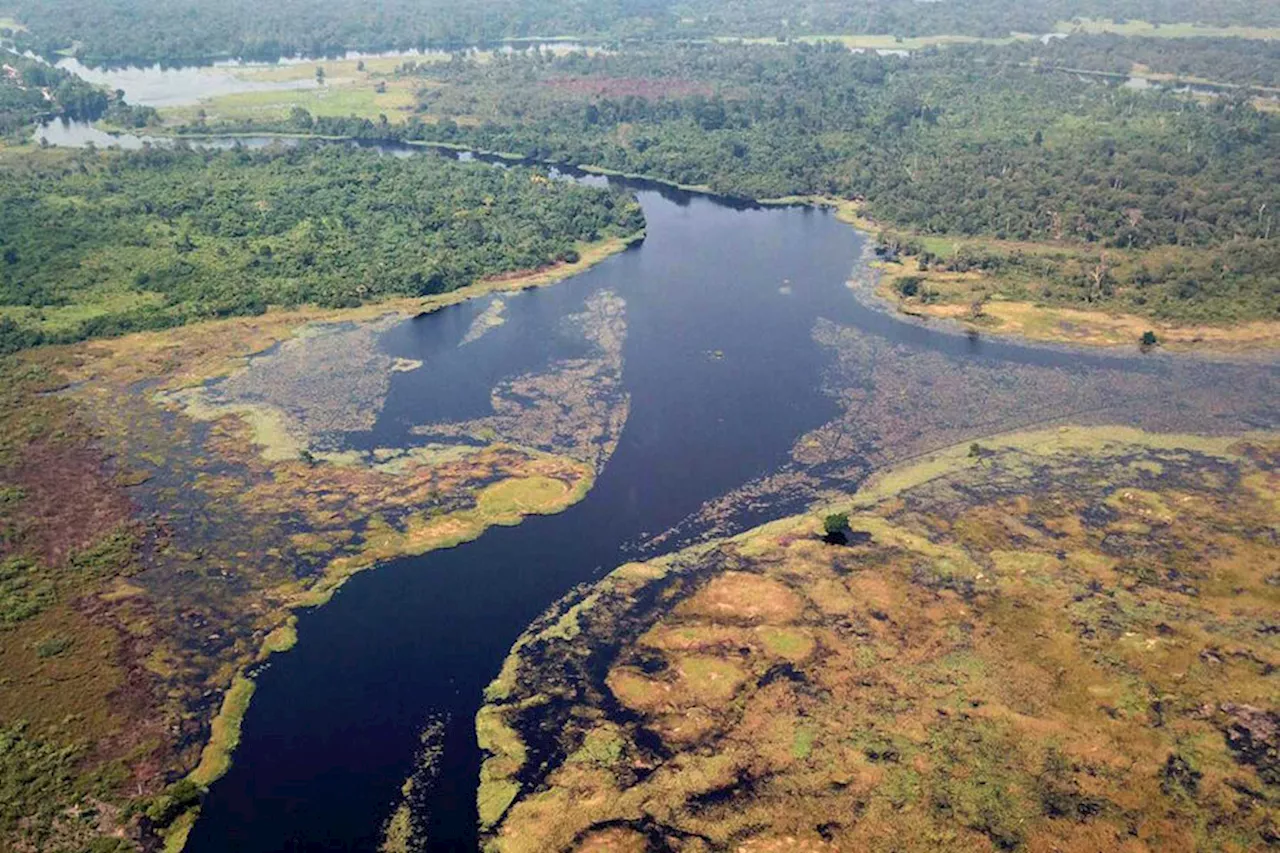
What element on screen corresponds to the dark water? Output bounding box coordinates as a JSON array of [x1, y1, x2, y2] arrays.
[[177, 176, 1274, 850], [186, 185, 857, 852]]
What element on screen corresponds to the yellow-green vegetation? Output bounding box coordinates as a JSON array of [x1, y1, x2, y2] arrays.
[[479, 425, 1280, 852], [0, 209, 634, 850], [379, 715, 447, 853], [863, 217, 1280, 352], [165, 60, 420, 126], [189, 675, 255, 786], [1056, 18, 1280, 40]]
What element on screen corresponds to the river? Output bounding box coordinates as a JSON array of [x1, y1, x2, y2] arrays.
[[167, 177, 1268, 850], [26, 71, 1278, 853]]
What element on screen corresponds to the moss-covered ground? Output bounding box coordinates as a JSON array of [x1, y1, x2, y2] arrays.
[[479, 426, 1279, 852]]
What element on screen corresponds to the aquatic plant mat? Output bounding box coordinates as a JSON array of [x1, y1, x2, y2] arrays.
[[479, 427, 1279, 852], [652, 317, 1279, 547]]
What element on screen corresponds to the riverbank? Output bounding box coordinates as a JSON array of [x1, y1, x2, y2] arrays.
[[762, 196, 1280, 356], [0, 222, 640, 852], [478, 423, 1280, 852], [38, 122, 1275, 358]]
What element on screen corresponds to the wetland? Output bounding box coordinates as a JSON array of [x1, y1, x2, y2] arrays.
[[1, 46, 1277, 853], [169, 179, 1274, 851]]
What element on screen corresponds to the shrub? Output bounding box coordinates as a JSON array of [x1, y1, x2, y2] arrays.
[[822, 512, 849, 536]]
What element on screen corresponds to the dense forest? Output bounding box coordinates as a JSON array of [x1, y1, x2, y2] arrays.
[[183, 41, 1278, 322], [0, 144, 644, 353], [206, 43, 1279, 243], [0, 54, 154, 137], [3, 0, 1278, 64]]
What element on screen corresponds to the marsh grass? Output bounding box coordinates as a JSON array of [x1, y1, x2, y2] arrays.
[[479, 426, 1280, 852], [0, 179, 642, 850]]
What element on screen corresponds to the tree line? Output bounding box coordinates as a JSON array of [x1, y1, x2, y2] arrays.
[[0, 143, 644, 354], [5, 0, 1279, 65], [182, 40, 1278, 323], [0, 53, 155, 137]]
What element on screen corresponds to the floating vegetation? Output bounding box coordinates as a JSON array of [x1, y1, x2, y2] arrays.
[[652, 316, 1280, 547], [479, 427, 1280, 852], [380, 715, 448, 853], [461, 298, 508, 346], [0, 265, 634, 848], [171, 314, 406, 455], [416, 290, 630, 470]]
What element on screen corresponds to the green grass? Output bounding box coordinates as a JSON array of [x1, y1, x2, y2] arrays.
[[0, 290, 166, 336], [791, 725, 815, 759], [188, 674, 255, 786], [0, 16, 26, 32], [165, 82, 416, 125], [1055, 18, 1280, 39]]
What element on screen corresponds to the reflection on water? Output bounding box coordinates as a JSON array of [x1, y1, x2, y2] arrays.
[[55, 57, 321, 107], [31, 118, 297, 148]]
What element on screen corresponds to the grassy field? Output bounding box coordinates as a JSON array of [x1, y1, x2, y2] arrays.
[[0, 16, 25, 31], [162, 59, 422, 125], [780, 195, 1280, 353], [1055, 17, 1280, 39], [869, 243, 1280, 352], [159, 46, 604, 125]]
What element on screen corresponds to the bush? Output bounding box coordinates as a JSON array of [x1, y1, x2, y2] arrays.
[[822, 512, 849, 536], [144, 779, 202, 827]]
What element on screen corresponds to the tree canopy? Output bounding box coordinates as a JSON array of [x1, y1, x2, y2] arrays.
[[0, 143, 644, 352]]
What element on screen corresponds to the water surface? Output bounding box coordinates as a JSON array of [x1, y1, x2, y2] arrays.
[[181, 177, 1276, 851]]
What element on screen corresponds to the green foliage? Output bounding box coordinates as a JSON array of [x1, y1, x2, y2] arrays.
[[6, 0, 1279, 65], [87, 838, 134, 853], [0, 144, 644, 348], [1141, 329, 1159, 346], [68, 530, 137, 579], [822, 512, 849, 535], [258, 40, 1280, 324], [0, 721, 81, 839], [34, 633, 73, 657], [144, 779, 202, 827], [896, 275, 923, 297], [1003, 32, 1280, 88], [0, 52, 154, 138], [0, 556, 55, 625]]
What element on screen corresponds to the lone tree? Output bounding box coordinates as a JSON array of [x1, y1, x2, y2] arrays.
[[315, 66, 326, 85], [1140, 330, 1159, 348], [822, 512, 849, 536]]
